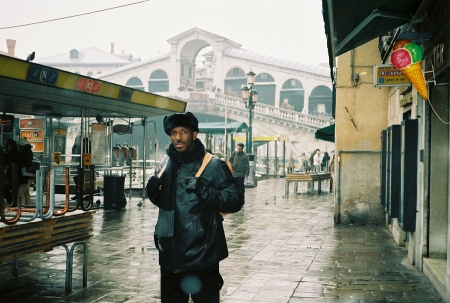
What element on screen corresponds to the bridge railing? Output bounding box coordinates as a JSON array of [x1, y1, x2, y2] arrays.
[[214, 93, 333, 129]]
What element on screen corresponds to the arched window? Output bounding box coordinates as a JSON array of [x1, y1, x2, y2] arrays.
[[126, 77, 144, 91], [282, 78, 303, 89], [149, 70, 169, 92], [224, 67, 246, 97], [280, 78, 304, 112], [256, 73, 274, 82], [254, 73, 276, 106], [309, 86, 332, 117]]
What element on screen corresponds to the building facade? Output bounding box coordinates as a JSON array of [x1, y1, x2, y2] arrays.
[[324, 0, 450, 300]]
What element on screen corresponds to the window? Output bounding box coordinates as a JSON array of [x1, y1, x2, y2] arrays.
[[150, 70, 168, 79], [181, 64, 185, 77], [189, 67, 192, 78]]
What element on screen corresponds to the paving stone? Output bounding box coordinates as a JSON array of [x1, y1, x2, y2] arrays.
[[0, 178, 444, 302]]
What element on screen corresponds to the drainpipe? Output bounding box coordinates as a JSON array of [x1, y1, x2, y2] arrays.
[[336, 150, 381, 224]]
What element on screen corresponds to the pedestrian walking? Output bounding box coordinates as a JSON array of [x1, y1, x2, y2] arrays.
[[298, 152, 308, 172], [145, 111, 244, 303], [308, 149, 317, 174], [313, 149, 322, 174], [322, 151, 330, 172], [229, 143, 249, 193], [17, 138, 34, 206]]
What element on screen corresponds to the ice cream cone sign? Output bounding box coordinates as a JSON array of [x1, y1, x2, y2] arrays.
[[390, 39, 428, 100]]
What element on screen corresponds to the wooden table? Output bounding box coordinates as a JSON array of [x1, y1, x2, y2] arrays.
[[285, 173, 332, 195]]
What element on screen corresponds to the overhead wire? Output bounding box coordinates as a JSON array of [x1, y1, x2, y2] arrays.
[[0, 0, 150, 30]]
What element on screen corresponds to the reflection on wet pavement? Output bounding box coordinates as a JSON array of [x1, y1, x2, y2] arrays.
[[0, 178, 444, 302]]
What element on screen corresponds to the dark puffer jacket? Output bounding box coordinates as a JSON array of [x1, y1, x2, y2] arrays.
[[150, 149, 244, 273]]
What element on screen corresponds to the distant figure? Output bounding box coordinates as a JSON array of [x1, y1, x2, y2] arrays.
[[4, 139, 19, 206], [322, 152, 330, 172], [229, 143, 249, 193], [313, 149, 322, 174], [17, 138, 34, 206], [298, 152, 308, 172], [307, 149, 317, 174]]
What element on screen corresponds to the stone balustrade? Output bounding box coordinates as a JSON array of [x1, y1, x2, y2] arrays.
[[214, 93, 333, 130]]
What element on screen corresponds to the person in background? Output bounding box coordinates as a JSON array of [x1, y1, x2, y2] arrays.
[[4, 139, 19, 206], [17, 138, 34, 206], [229, 143, 249, 193], [322, 151, 330, 172], [313, 149, 322, 174], [145, 112, 244, 302], [308, 149, 318, 174], [298, 152, 308, 172]]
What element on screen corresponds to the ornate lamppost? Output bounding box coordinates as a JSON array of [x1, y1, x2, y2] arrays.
[[241, 70, 258, 153]]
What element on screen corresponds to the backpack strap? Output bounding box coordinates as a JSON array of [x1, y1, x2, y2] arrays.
[[195, 152, 213, 177], [157, 152, 213, 179], [157, 161, 168, 178]]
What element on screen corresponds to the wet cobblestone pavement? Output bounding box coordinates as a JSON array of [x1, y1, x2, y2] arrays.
[[0, 178, 444, 302]]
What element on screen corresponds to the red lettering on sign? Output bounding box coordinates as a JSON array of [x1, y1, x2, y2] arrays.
[[77, 78, 101, 93]]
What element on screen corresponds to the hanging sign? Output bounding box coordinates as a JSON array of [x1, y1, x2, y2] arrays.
[[373, 64, 410, 87]]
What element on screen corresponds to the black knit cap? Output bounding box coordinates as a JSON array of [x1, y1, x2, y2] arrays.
[[163, 111, 199, 135]]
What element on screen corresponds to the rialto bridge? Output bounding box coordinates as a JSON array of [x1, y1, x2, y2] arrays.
[[97, 28, 333, 156], [36, 27, 334, 163]]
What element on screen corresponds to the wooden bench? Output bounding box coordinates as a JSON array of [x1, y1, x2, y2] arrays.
[[0, 210, 95, 290], [285, 172, 332, 195]]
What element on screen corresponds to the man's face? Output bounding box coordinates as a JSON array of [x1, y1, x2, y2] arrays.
[[237, 145, 243, 153], [169, 126, 197, 153]]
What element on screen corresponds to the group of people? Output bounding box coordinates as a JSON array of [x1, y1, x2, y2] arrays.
[[2, 137, 34, 207], [298, 149, 333, 174]]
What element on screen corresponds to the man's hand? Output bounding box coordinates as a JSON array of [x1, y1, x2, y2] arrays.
[[146, 176, 162, 197], [186, 177, 205, 195]]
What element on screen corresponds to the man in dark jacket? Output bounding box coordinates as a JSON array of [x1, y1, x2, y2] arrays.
[[146, 112, 244, 303], [229, 143, 249, 193]]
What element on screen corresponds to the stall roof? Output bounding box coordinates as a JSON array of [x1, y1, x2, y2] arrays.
[[315, 123, 335, 142], [199, 121, 248, 134], [0, 55, 186, 118]]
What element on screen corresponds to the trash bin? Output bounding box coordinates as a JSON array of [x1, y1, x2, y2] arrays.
[[103, 175, 125, 210]]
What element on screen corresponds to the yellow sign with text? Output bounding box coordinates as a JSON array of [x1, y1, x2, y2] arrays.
[[373, 64, 411, 87]]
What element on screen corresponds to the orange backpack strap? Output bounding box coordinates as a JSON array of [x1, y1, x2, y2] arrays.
[[195, 152, 213, 177], [158, 162, 168, 178]]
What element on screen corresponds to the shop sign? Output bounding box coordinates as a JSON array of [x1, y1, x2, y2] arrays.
[[27, 65, 58, 85], [424, 40, 446, 80], [21, 130, 45, 140], [373, 65, 410, 87], [77, 77, 101, 93], [20, 118, 44, 129], [0, 114, 14, 133]]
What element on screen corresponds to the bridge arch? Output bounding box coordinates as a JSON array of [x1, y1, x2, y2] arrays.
[[224, 67, 246, 97], [280, 78, 305, 112], [309, 85, 332, 117], [254, 73, 276, 106]]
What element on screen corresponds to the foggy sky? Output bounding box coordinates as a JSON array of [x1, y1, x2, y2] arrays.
[[0, 0, 329, 66]]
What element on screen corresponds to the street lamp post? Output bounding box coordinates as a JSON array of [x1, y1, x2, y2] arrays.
[[241, 70, 258, 153]]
